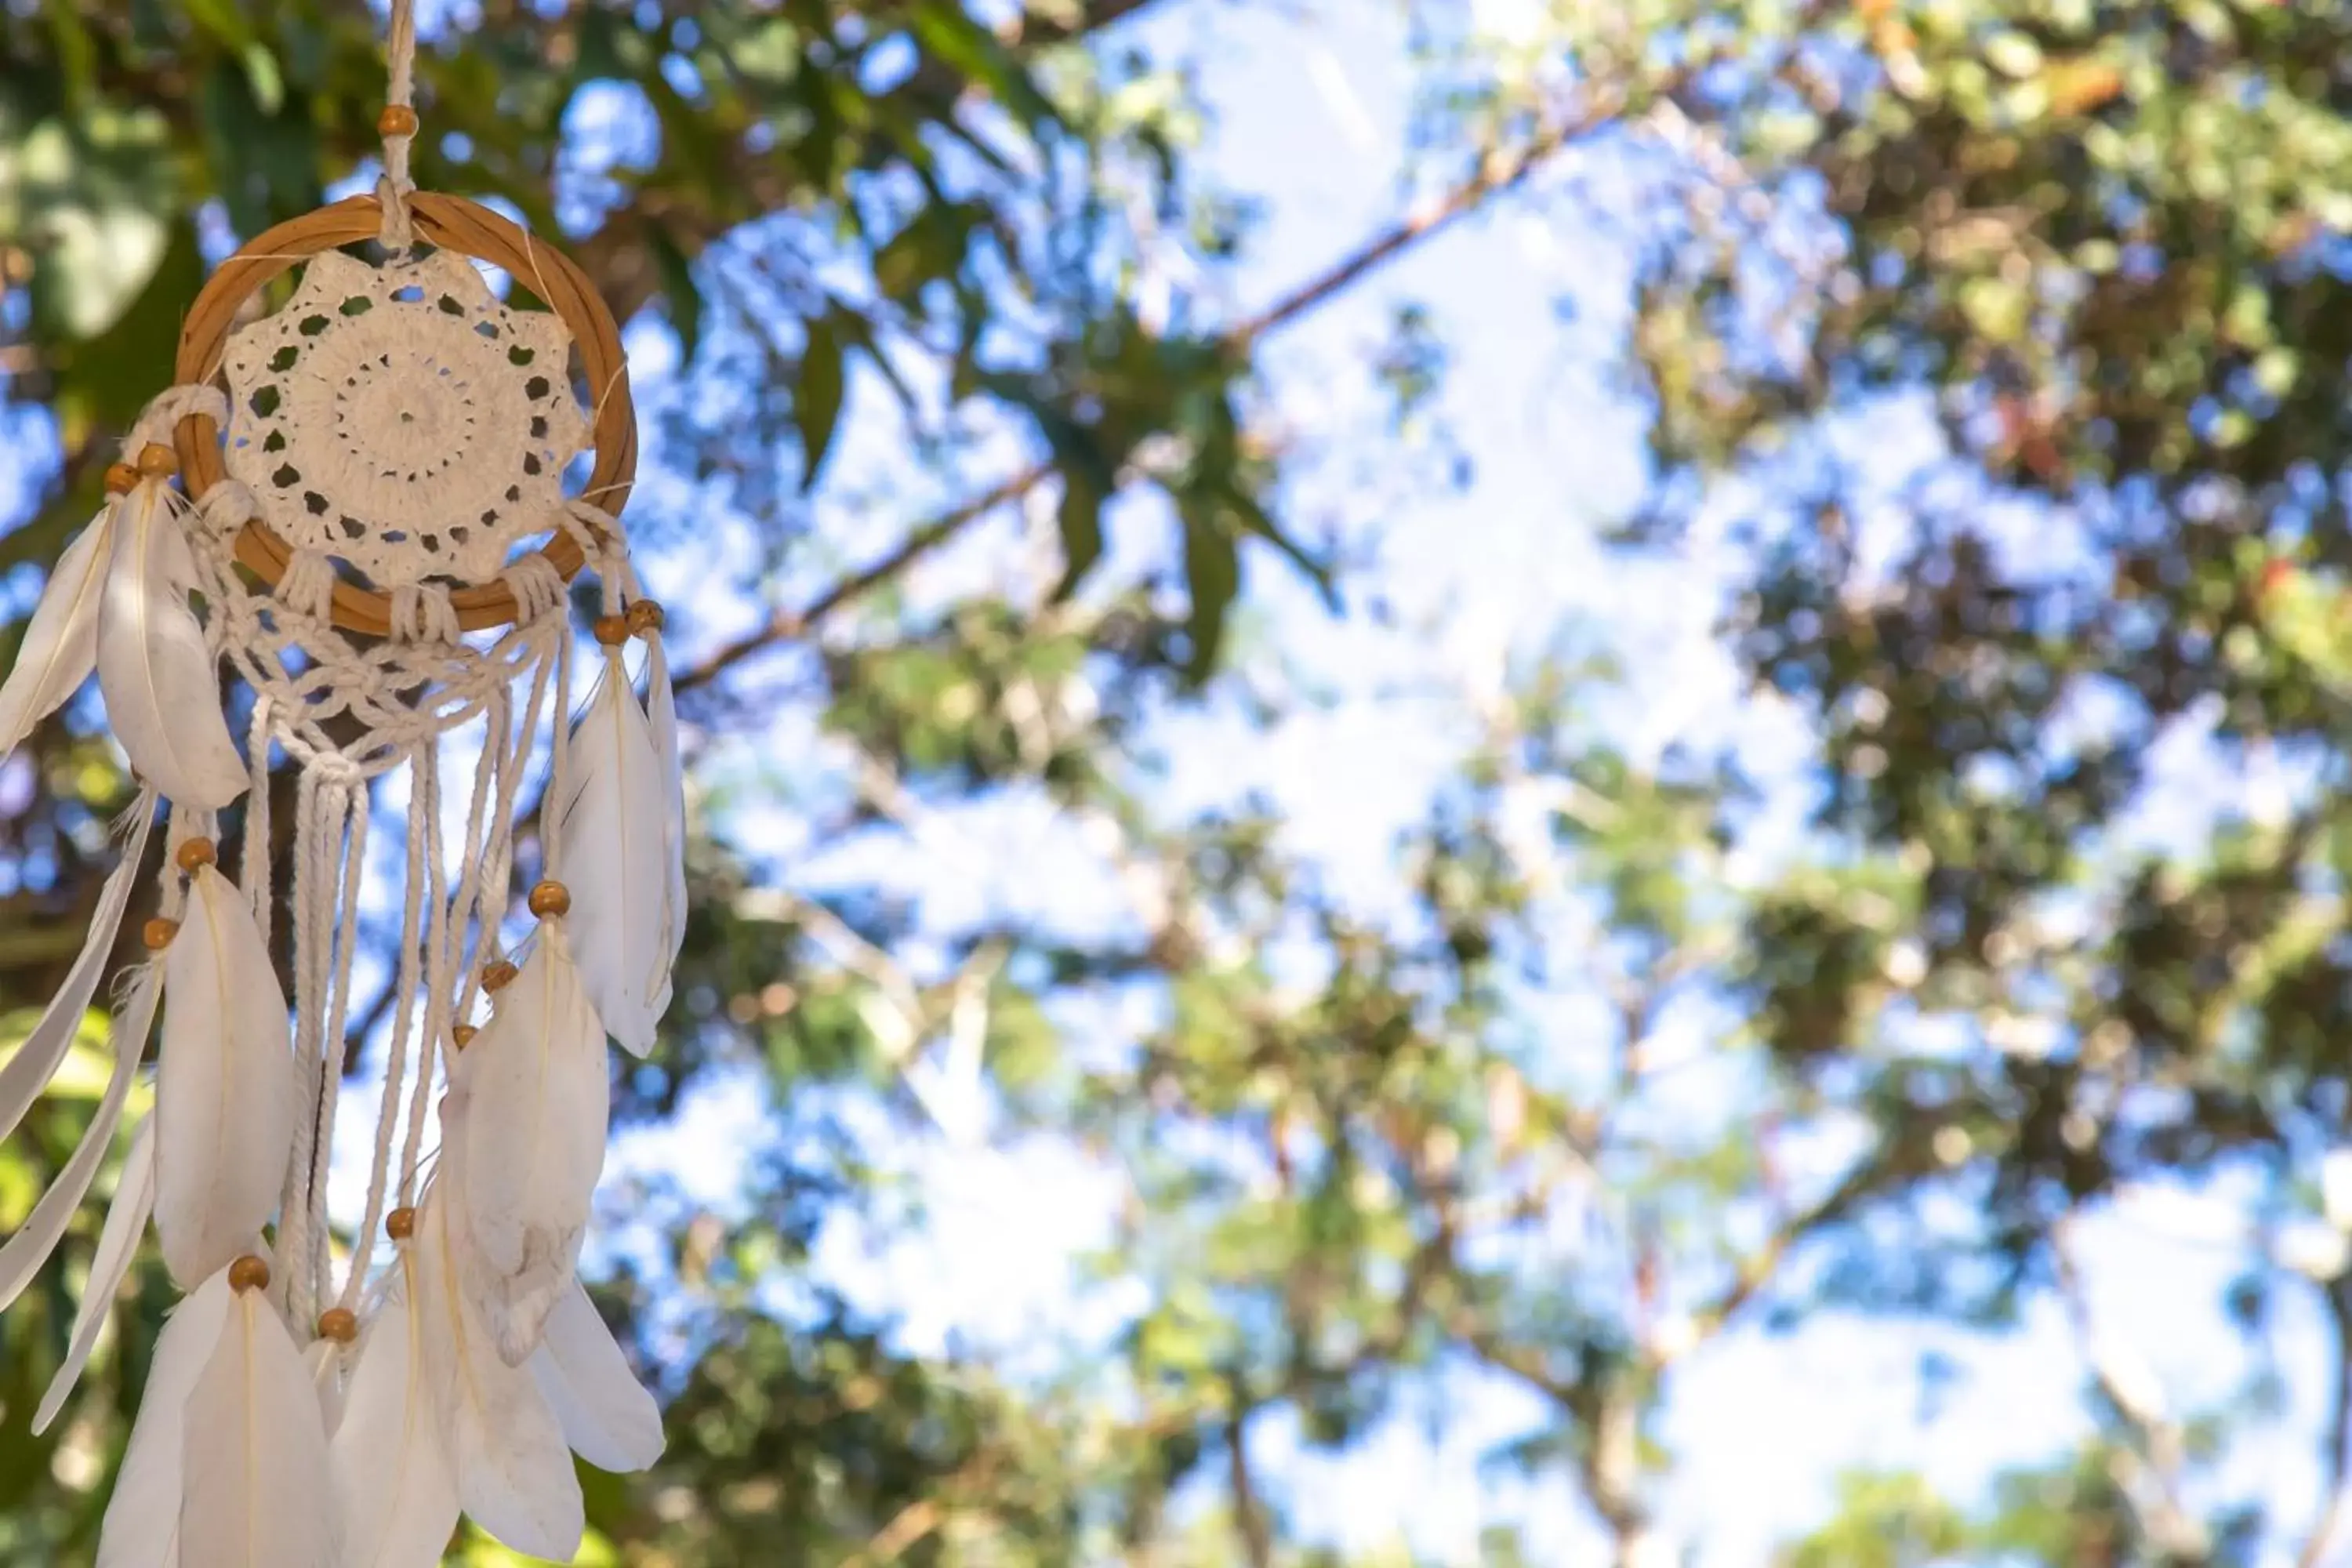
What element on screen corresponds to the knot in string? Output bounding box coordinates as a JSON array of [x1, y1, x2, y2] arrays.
[[500, 553, 567, 622], [390, 583, 462, 645], [127, 386, 229, 459], [195, 479, 260, 543], [280, 550, 339, 619]]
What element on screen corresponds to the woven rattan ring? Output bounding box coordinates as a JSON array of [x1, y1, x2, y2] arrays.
[[172, 190, 637, 636]]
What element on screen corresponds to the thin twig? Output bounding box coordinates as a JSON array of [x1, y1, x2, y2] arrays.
[[675, 463, 1047, 693]]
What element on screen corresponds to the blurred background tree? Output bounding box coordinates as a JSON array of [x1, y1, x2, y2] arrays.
[[0, 1, 2347, 1564]]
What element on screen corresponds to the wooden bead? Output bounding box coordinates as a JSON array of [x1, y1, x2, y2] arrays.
[[528, 879, 572, 919], [451, 1024, 478, 1050], [317, 1308, 358, 1343], [228, 1254, 271, 1294], [175, 837, 217, 873], [142, 917, 179, 951], [626, 599, 666, 636], [386, 1207, 417, 1240], [592, 614, 631, 647], [481, 960, 519, 993], [378, 104, 419, 138], [103, 462, 140, 495], [136, 443, 177, 477]]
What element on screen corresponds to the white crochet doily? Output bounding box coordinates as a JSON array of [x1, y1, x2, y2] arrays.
[[219, 249, 590, 588]]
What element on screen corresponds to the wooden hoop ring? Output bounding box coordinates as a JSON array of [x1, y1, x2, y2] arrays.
[[172, 191, 637, 636]]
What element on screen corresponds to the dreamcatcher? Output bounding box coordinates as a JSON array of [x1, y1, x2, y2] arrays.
[[0, 5, 678, 1563]]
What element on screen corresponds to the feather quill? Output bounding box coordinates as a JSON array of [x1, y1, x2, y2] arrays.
[[32, 1112, 158, 1434], [459, 924, 608, 1360], [96, 1270, 234, 1568], [0, 960, 159, 1315], [417, 1105, 585, 1562], [531, 1279, 665, 1473], [155, 863, 296, 1288], [643, 633, 688, 1018], [307, 1339, 350, 1436], [556, 649, 670, 1054], [95, 481, 246, 809], [0, 505, 110, 757], [0, 790, 154, 1146], [180, 1275, 336, 1568], [333, 1260, 460, 1568]]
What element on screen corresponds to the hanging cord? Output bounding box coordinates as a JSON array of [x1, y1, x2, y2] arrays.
[[279, 766, 362, 1329], [345, 743, 433, 1308], [242, 699, 274, 932], [310, 777, 371, 1318], [378, 0, 419, 251], [277, 770, 327, 1316], [539, 617, 578, 887]]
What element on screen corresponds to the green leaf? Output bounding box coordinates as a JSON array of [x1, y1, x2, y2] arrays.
[[797, 317, 847, 490], [905, 2, 1060, 129], [180, 0, 258, 53], [40, 0, 95, 105], [648, 223, 703, 365], [20, 108, 176, 344], [1179, 503, 1240, 687], [1225, 485, 1337, 611], [1054, 470, 1106, 601], [53, 219, 205, 439], [196, 61, 313, 234], [872, 205, 974, 301], [829, 309, 916, 411]]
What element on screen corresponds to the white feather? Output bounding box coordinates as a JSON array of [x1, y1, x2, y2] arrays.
[[33, 1112, 158, 1434], [180, 1279, 336, 1568], [642, 633, 688, 1018], [155, 863, 296, 1289], [557, 648, 670, 1054], [0, 961, 158, 1315], [0, 504, 109, 757], [416, 1117, 584, 1563], [306, 1338, 349, 1437], [95, 481, 246, 809], [531, 1279, 665, 1473], [96, 1270, 234, 1568], [0, 790, 155, 1145], [459, 924, 608, 1359], [334, 1258, 460, 1568]]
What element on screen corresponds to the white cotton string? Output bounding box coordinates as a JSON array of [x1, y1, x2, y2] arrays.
[[347, 746, 430, 1307], [463, 643, 551, 1005], [454, 682, 517, 1006], [312, 776, 371, 1315], [390, 583, 461, 645], [501, 554, 566, 621], [379, 0, 419, 251], [243, 699, 274, 931], [280, 767, 362, 1327], [194, 478, 260, 544], [279, 551, 339, 620], [278, 768, 329, 1319], [125, 387, 229, 458], [398, 736, 456, 1203], [540, 621, 577, 886]]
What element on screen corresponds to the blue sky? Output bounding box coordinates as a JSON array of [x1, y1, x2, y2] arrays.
[[643, 5, 2338, 1562]]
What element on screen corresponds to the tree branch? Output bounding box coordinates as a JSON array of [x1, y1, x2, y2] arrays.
[[1226, 1389, 1274, 1568], [2299, 1276, 2352, 1568], [677, 89, 1621, 693], [2053, 1216, 2211, 1560]]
